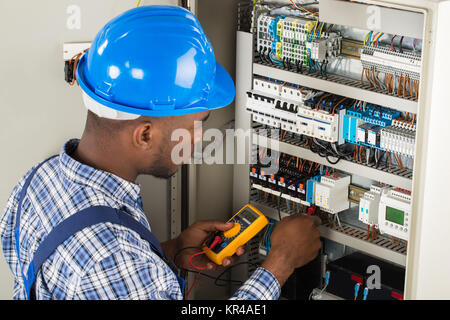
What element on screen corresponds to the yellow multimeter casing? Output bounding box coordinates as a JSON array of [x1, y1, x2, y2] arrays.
[[203, 204, 269, 265]]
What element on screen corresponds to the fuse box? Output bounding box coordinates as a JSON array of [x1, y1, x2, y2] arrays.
[[233, 0, 448, 300]]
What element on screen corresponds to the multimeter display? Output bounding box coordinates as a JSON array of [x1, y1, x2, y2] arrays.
[[203, 204, 268, 265], [238, 208, 260, 224]]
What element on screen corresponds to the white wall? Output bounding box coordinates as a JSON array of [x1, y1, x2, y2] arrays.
[[0, 0, 177, 300]]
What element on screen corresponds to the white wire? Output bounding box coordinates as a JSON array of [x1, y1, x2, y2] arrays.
[[309, 283, 329, 300], [335, 212, 342, 228]]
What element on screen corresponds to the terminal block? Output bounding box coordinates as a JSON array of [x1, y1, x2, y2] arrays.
[[256, 13, 342, 66], [380, 126, 416, 157], [361, 46, 421, 81], [250, 153, 323, 208]]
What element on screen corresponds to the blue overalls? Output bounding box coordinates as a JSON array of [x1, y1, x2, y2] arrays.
[[14, 156, 185, 300]]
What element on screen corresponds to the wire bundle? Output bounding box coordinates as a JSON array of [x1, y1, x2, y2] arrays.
[[180, 236, 221, 299], [362, 32, 420, 100], [289, 0, 319, 16], [309, 137, 351, 165], [260, 219, 275, 255], [67, 49, 88, 86]]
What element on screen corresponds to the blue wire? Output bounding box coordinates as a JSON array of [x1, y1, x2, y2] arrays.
[[376, 32, 384, 47], [269, 52, 283, 66], [307, 49, 316, 72], [354, 283, 361, 299], [263, 225, 268, 253], [363, 287, 369, 300], [265, 221, 274, 254], [316, 22, 323, 39], [317, 61, 323, 75]]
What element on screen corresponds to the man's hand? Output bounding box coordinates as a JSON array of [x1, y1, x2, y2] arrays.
[[262, 214, 322, 286], [161, 220, 246, 271]]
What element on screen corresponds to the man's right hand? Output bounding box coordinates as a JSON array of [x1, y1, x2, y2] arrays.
[[261, 214, 322, 286]]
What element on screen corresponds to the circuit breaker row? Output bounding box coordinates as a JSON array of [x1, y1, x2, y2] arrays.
[[246, 77, 417, 160], [251, 151, 412, 240]]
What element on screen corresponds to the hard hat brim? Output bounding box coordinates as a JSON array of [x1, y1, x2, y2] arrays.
[[77, 53, 235, 118]]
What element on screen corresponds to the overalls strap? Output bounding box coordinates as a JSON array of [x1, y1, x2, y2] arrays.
[[14, 157, 185, 299]]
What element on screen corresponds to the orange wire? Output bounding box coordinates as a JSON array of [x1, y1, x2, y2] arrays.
[[402, 73, 407, 97], [332, 97, 348, 115], [372, 67, 380, 88], [289, 0, 319, 15]]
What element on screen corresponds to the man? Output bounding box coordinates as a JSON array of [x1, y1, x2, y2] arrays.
[[0, 5, 321, 300]]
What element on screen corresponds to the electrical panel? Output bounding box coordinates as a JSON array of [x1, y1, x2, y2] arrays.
[[234, 0, 429, 300]]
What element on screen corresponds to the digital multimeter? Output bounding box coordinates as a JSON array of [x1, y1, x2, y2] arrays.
[[203, 204, 269, 265]]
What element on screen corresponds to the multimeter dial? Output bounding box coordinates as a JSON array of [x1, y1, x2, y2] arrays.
[[203, 204, 269, 265], [223, 223, 241, 238]]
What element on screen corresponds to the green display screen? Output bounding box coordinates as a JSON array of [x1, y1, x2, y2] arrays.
[[386, 206, 404, 225]]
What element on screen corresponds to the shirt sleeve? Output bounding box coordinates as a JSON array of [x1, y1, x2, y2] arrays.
[[74, 250, 280, 300], [73, 250, 183, 300], [0, 172, 30, 299], [0, 172, 28, 242], [230, 267, 281, 300]]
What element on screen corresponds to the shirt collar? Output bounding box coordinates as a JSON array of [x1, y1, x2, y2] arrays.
[[59, 139, 142, 209]]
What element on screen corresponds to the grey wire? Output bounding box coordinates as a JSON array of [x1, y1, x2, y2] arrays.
[[335, 213, 343, 228], [309, 283, 329, 300], [331, 143, 350, 158], [312, 137, 328, 150], [376, 72, 387, 90], [393, 74, 398, 95], [297, 1, 319, 6]]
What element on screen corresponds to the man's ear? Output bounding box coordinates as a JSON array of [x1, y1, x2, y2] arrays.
[[132, 121, 153, 150]]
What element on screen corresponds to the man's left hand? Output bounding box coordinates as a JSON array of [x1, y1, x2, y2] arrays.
[[161, 220, 246, 271]]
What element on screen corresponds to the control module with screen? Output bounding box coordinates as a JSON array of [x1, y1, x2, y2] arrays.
[[378, 188, 412, 241], [203, 204, 269, 265]]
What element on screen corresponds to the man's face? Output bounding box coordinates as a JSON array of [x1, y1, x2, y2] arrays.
[[140, 111, 210, 179]]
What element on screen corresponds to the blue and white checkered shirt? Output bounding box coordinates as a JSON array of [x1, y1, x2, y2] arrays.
[[0, 139, 280, 300]]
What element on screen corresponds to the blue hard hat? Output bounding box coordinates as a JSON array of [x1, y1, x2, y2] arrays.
[[76, 5, 235, 118]]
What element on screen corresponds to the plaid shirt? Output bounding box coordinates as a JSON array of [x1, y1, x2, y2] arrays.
[[0, 139, 280, 300]]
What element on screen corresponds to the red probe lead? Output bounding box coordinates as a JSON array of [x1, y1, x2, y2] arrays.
[[185, 235, 222, 300], [189, 236, 222, 271]]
